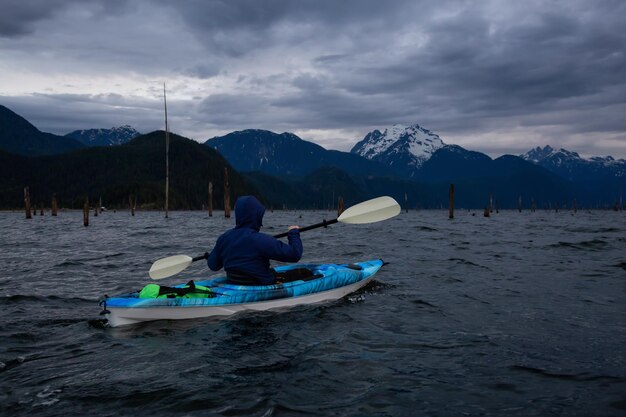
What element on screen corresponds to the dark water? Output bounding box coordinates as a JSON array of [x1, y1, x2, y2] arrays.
[[1, 209, 625, 416]]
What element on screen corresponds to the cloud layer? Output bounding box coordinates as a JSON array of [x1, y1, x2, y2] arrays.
[[1, 0, 625, 157]]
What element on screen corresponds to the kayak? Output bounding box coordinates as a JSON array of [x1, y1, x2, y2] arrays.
[[100, 259, 385, 327]]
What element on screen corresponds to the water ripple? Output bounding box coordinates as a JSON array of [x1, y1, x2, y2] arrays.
[[0, 210, 625, 417]]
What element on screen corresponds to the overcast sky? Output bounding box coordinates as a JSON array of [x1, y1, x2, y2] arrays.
[[1, 0, 625, 158]]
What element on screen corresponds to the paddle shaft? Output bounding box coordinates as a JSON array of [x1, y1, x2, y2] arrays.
[[273, 218, 338, 239]]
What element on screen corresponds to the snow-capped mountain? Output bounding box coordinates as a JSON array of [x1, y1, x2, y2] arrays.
[[65, 125, 140, 147], [521, 145, 626, 181], [351, 124, 445, 177]]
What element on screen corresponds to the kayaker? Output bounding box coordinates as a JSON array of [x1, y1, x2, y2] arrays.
[[206, 195, 303, 285]]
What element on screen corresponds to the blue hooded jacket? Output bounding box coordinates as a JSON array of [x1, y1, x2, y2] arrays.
[[207, 196, 303, 285]]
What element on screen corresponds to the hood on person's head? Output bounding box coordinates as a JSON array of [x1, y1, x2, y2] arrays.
[[235, 196, 265, 231]]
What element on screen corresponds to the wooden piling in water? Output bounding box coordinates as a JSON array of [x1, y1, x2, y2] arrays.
[[129, 195, 135, 216], [404, 192, 408, 213], [51, 193, 58, 216], [573, 198, 577, 213], [40, 204, 44, 216], [338, 196, 345, 216], [83, 198, 89, 227], [518, 195, 522, 213], [448, 184, 454, 219], [24, 187, 32, 219], [483, 207, 490, 217], [208, 182, 213, 217], [224, 167, 231, 218]]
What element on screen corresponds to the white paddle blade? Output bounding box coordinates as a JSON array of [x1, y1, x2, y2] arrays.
[[149, 255, 193, 279], [338, 196, 401, 224]]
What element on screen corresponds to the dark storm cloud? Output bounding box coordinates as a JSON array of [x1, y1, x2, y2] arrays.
[[290, 1, 626, 138], [162, 0, 419, 56], [0, 0, 70, 36], [0, 0, 130, 36]]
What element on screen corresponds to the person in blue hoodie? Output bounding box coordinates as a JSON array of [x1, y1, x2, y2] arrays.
[[207, 195, 303, 285]]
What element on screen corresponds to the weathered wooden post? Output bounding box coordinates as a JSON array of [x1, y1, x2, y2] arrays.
[[404, 192, 408, 213], [223, 167, 231, 218], [51, 193, 58, 216], [573, 198, 577, 213], [518, 195, 522, 213], [483, 206, 490, 217], [24, 187, 32, 219], [338, 196, 345, 216], [208, 182, 213, 217], [129, 195, 135, 216], [83, 197, 89, 227], [448, 184, 454, 219], [40, 204, 44, 216], [531, 198, 536, 213]]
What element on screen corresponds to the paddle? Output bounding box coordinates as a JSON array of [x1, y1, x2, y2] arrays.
[[148, 196, 400, 279]]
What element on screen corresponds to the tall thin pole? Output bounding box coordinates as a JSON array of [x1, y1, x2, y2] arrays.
[[164, 83, 170, 219]]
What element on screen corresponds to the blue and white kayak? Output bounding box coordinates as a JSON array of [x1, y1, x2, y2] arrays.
[[101, 259, 384, 327]]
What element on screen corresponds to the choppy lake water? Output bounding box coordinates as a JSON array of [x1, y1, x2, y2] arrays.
[[1, 209, 625, 416]]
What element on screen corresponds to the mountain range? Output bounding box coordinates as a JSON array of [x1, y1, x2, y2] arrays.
[[65, 125, 141, 147], [204, 125, 623, 208], [0, 104, 624, 209], [204, 129, 391, 177], [521, 145, 626, 182]]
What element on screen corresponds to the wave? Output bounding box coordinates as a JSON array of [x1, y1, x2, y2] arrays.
[[412, 299, 438, 308], [0, 294, 95, 305], [549, 239, 608, 251], [55, 260, 84, 267], [510, 365, 626, 383], [0, 355, 28, 373], [565, 227, 621, 233], [415, 226, 438, 232], [357, 279, 392, 294], [448, 258, 490, 269]]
